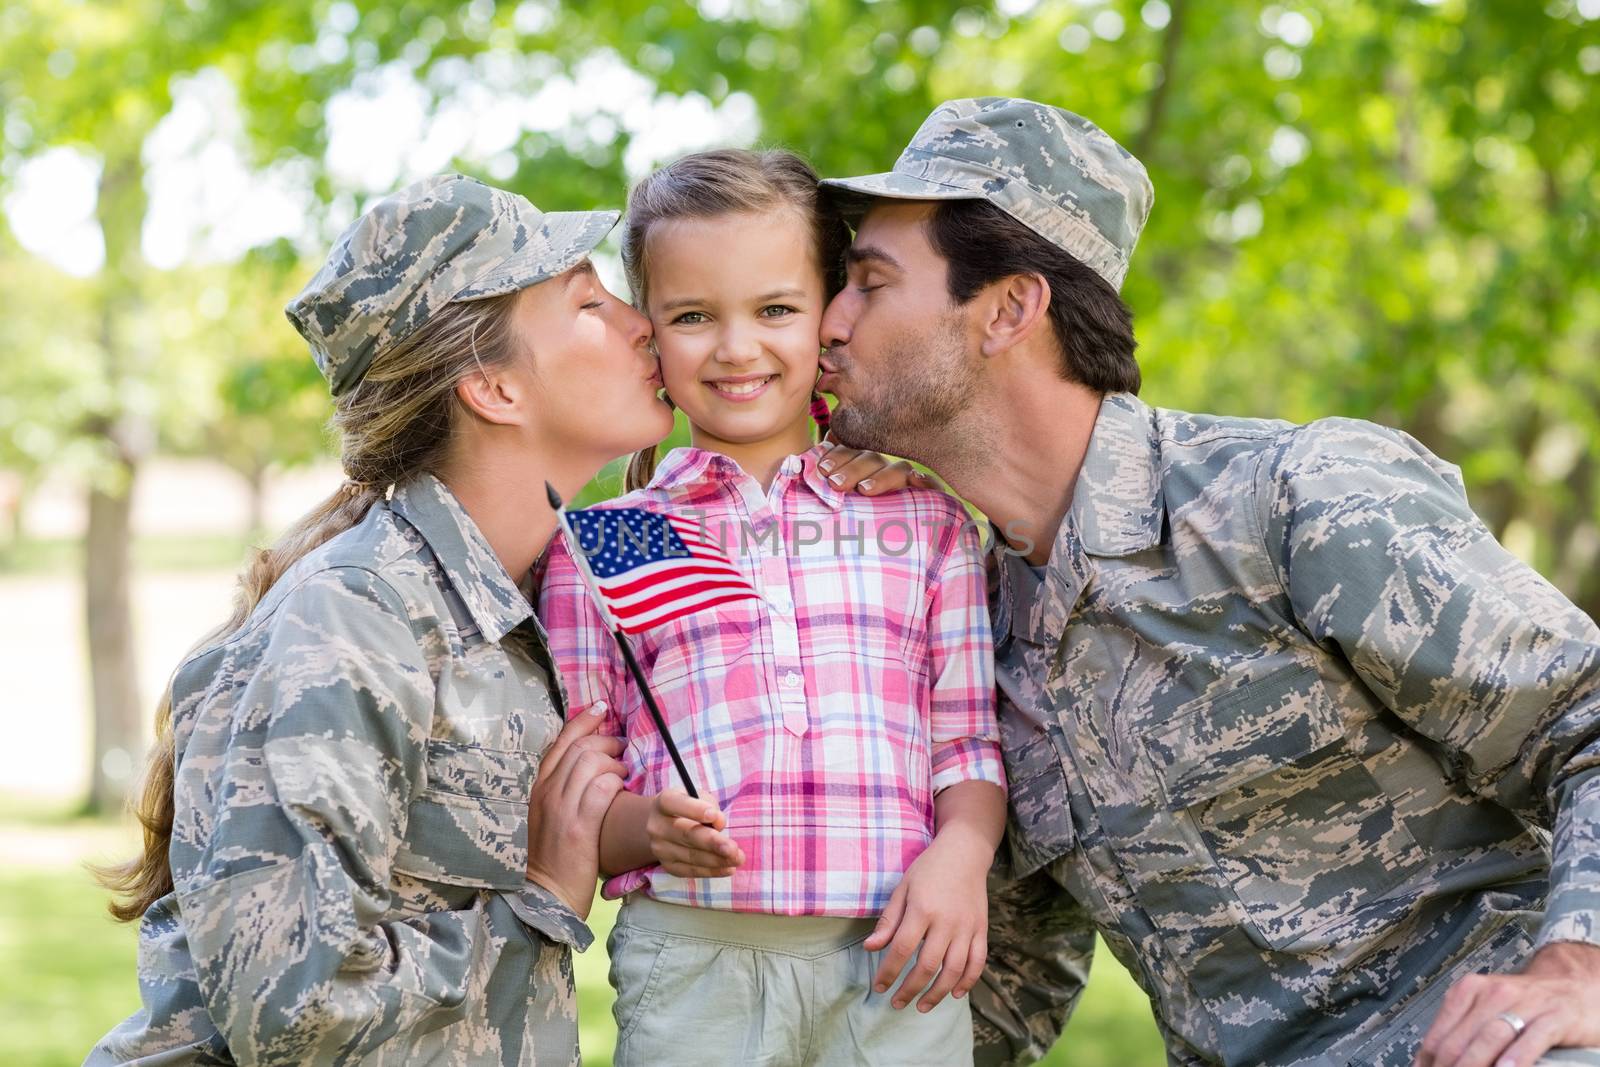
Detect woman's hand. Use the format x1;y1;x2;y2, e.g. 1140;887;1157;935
817;442;941;496
646;788;745;878
524;708;627;919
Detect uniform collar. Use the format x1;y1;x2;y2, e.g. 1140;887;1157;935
388;473;534;644
995;392;1164;649
1069;391;1166;557
647;443;844;510
995;517;1090;650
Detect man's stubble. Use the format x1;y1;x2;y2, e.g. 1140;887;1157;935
825;312;985;473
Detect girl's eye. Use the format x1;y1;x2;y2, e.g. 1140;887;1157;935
581;300;603;310
672;311;708;325
759;305;797;318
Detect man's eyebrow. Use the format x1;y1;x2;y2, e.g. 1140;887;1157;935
562;260;597;289
844;245;902;271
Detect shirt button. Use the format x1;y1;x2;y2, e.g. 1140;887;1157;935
768;594;793;614
783;671;803;689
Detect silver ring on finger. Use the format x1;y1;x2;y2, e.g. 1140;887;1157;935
1495;1011;1528;1037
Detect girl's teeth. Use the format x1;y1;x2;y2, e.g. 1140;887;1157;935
716;376;771;396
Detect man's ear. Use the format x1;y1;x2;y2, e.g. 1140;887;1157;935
455;362;526;427
978;272;1051;358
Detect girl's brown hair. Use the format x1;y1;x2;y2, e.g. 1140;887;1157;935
619;148;848;492
96;292;526;922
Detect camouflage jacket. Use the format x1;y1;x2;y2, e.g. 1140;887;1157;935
971;393;1600;1067
87;475;592;1067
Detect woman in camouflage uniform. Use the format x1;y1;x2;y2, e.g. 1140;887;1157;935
87;174;677;1066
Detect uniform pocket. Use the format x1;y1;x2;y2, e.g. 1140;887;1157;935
1145;661;1423;950
997;712;1076;876
392;739;533;889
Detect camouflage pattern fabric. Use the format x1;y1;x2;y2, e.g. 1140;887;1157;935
87;474;592;1066
285;174;619;396
820;97;1153;292
973;393;1600;1066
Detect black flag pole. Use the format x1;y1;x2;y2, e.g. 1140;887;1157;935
545;482;699;799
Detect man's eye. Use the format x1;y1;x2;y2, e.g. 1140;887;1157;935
672;311;707;325
581;300;603;310
856;283;883;296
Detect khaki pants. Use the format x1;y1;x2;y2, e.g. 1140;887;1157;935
608;895;975;1067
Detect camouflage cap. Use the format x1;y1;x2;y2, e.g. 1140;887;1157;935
286;174;619;396
820;97;1153;291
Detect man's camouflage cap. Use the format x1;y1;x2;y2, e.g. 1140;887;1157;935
286;174;619;396
821;97;1154;292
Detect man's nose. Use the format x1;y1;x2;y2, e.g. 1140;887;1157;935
820;290;852;350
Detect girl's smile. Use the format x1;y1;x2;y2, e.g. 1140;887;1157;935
705;372;779;401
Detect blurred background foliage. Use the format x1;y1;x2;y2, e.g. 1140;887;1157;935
3;0;1598;810
0;0;1596;1062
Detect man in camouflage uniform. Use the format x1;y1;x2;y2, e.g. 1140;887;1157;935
818;99;1600;1067
88;175;638;1065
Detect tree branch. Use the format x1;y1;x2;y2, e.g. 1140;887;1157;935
1133;0;1188;159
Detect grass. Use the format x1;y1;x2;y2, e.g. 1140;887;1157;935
0;813;1166;1067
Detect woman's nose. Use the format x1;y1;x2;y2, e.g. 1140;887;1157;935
619;301;653;348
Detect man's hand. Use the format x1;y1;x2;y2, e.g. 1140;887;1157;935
817;441;941;496
1415;941;1600;1067
864;828;993;1013
646;788;745;878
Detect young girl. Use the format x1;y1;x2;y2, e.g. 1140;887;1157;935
537;149;1006;1066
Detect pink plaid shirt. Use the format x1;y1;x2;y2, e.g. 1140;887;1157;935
537;443;1003;916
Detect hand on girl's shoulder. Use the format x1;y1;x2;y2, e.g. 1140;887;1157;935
816;442;945;497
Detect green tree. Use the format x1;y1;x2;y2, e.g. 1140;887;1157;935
153;244;332;535
534;0;1600;613
4;0;1597;812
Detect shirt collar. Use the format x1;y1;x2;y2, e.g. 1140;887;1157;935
1069;391;1166;557
993;392;1164;649
647;446;725;490
647;443;844;510
995;516;1090;650
388;473;534;644
796;443;846;510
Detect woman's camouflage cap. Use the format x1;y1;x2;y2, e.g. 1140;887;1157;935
821;97;1153;292
286;174;620;396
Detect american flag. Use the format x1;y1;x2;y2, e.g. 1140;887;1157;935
562;507;760;634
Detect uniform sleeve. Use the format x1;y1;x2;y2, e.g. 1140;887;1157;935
926;511;1006;793
971;854;1096;1067
536;535;627;737
175;566;583;1065
1260;418;1600;951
